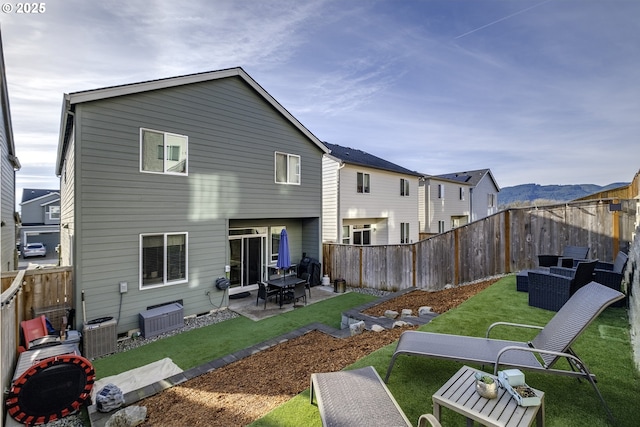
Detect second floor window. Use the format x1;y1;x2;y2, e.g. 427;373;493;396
357;172;370;193
459;187;465;201
488;193;496;207
275;152;300;184
141;128;188;175
47;205;60;220
438;184;444;199
400;179;409;196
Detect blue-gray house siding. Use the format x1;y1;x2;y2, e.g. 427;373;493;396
57;68;328;334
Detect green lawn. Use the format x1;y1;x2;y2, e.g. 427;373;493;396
250;276;640;427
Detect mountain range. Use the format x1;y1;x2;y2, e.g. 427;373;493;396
498;182;629;207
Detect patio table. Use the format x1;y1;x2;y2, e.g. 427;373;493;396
268;276;305;308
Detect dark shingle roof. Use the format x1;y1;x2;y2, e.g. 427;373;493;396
21;189;59;204
324;142;422;177
435;169;491;187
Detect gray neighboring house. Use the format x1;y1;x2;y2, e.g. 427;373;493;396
56;67;328;334
18;189;60;257
435;169;500;222
1;30;20;272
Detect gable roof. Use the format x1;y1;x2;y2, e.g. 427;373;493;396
21;189;60;204
435;169;500;191
56;67;329;175
324;142;422;177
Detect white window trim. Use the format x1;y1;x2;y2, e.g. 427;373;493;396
357;172;370;194
47;205;60;220
401;179;409;197
274;152;301;185
140;128;189;176
139;232;188;290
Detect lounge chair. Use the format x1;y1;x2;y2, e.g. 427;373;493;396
538;245;589;268
527;259;597;311
384;281;623;423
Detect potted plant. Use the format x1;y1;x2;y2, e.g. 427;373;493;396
474;373;498;399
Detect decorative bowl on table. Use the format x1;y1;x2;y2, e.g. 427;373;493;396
474;373;498;399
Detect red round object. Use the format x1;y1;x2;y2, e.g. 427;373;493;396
6;354;95;425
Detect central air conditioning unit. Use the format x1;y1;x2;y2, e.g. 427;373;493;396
139;302;183;339
82;317;117;360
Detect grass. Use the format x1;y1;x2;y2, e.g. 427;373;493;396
91;291;378;378
250;276;640;427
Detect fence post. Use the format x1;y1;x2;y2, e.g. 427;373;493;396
504;210;511;273
454;227;460;285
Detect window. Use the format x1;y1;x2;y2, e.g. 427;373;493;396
47;205;60;220
353;225;371;245
140;232;187;288
357;172;370;193
401;222;410;243
141;128;188;174
275;152;300;184
438;221;445;233
270;226;285;262
488;193;496;207
438;184;444;199
400;179;409;196
342;225;351;244
459;187;465;201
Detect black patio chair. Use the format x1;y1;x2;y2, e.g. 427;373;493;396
528;259;597;311
538;245;590;268
301;272;312;299
256;282;279;309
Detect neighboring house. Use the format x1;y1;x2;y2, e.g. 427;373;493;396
19;189;60;257
56;67;329;334
0;30;20;272
418;175;472;236
435;169;500;222
322;143;421;245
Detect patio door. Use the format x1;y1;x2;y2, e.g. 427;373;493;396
229;228;266;288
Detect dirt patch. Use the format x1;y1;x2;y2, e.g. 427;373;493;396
139;280;497;426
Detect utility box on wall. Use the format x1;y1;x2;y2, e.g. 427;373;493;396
139;303;184;339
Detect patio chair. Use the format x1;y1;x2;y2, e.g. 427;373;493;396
288;281;307;306
256;282;279;309
528;259;597;311
384;281;624;423
19;315;61;351
538;245;589;268
593;252;628;307
301;272;312;299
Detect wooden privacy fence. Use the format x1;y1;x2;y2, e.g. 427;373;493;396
1;266;73;423
323;199;637;292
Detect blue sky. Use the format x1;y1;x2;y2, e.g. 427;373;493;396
3;0;639;208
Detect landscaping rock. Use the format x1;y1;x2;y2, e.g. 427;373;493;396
105;405;147;427
392;320;409;328
349;320;366;336
96;383;125;413
384;310;399;319
418;306;432;316
400;309;413;318
371;324;386;332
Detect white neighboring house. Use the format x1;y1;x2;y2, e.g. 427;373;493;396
323;143;421;245
436;169;500;222
419;176;473;235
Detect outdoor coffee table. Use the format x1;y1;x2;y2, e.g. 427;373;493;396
432;366;544;427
